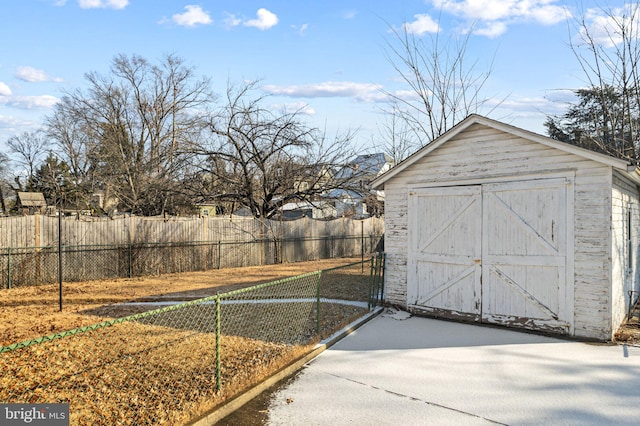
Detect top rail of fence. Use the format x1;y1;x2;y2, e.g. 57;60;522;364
0;214;385;249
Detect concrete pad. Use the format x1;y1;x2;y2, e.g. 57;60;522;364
267;311;640;425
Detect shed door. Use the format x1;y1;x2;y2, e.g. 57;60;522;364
481;179;570;333
408;186;482;321
409;178;572;334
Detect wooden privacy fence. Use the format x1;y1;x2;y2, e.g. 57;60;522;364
0;215;384;288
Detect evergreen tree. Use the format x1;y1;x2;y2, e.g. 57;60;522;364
545;85;640;162
30;153;76;208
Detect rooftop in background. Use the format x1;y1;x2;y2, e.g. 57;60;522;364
17;192;46;208
336;153;395;179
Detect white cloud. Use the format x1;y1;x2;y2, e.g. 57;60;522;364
487;91;572;118
0;116;42;149
0;115;35;128
5;95;60;110
244;8;279;30
263;81;384;103
78;0;128;9
393;89;428;101
431;0;570;37
474;21;508;38
223;13;242;29
495;96;553;111
0;82;12;96
15;66;63;83
0;115;17;127
271;102;316;116
342;10;358;20
291;23;309;36
528;4;570;25
403;14;441;35
0;115;36;146
224;8;279;31
435;0;513;22
167;5;212;27
579;6;640;48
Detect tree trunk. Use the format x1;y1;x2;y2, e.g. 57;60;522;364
0;185;6;214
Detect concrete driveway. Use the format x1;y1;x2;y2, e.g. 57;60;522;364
265;309;640;425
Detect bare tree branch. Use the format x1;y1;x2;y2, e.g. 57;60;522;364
187;80;357;218
6;131;48;183
382;21;494;150
562;3;640;161
46;53;215;215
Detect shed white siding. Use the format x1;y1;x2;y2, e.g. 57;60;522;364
380;120;630;340
611;172;640;333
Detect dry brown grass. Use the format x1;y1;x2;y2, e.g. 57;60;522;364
1;257;370;425
615;302;640;345
0;257;361;347
1;319;317;425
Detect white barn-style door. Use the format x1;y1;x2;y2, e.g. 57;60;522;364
408;186;483;322
408;178;573;334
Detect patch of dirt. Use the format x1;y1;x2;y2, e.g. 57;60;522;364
0;257;361;347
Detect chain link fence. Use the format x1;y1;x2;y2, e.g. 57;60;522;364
0;255;385;425
0;235;384;289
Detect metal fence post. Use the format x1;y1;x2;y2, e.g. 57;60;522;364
316;271;322;334
330;236;334;258
368;256;374;310
58;210;63;311
215;294;221;392
361;222;364;272
370;254;384;309
128;242;133;278
380;253;385;302
6;247;11;289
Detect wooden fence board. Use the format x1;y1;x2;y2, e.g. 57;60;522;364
1;215;384;249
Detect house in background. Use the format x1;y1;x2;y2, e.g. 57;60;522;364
372;114;640;342
221;155;394;219
195;200;226;217
328;153;395;218
196;202;217;217
292;163;335;196
16;192;47;215
280;200;337;219
91;190;119;215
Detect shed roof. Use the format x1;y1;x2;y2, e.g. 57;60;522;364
17;192;47;207
372;114;640;189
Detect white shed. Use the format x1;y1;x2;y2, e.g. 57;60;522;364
372;114;640;341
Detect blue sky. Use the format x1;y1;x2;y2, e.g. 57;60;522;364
0;0;626;157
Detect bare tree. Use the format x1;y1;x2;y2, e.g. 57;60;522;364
0;152;10;213
47;53;214;215
563;3;640;161
383;21;494;149
6;130;48;187
373;106;416;164
190;80;357;219
46;100;93;188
